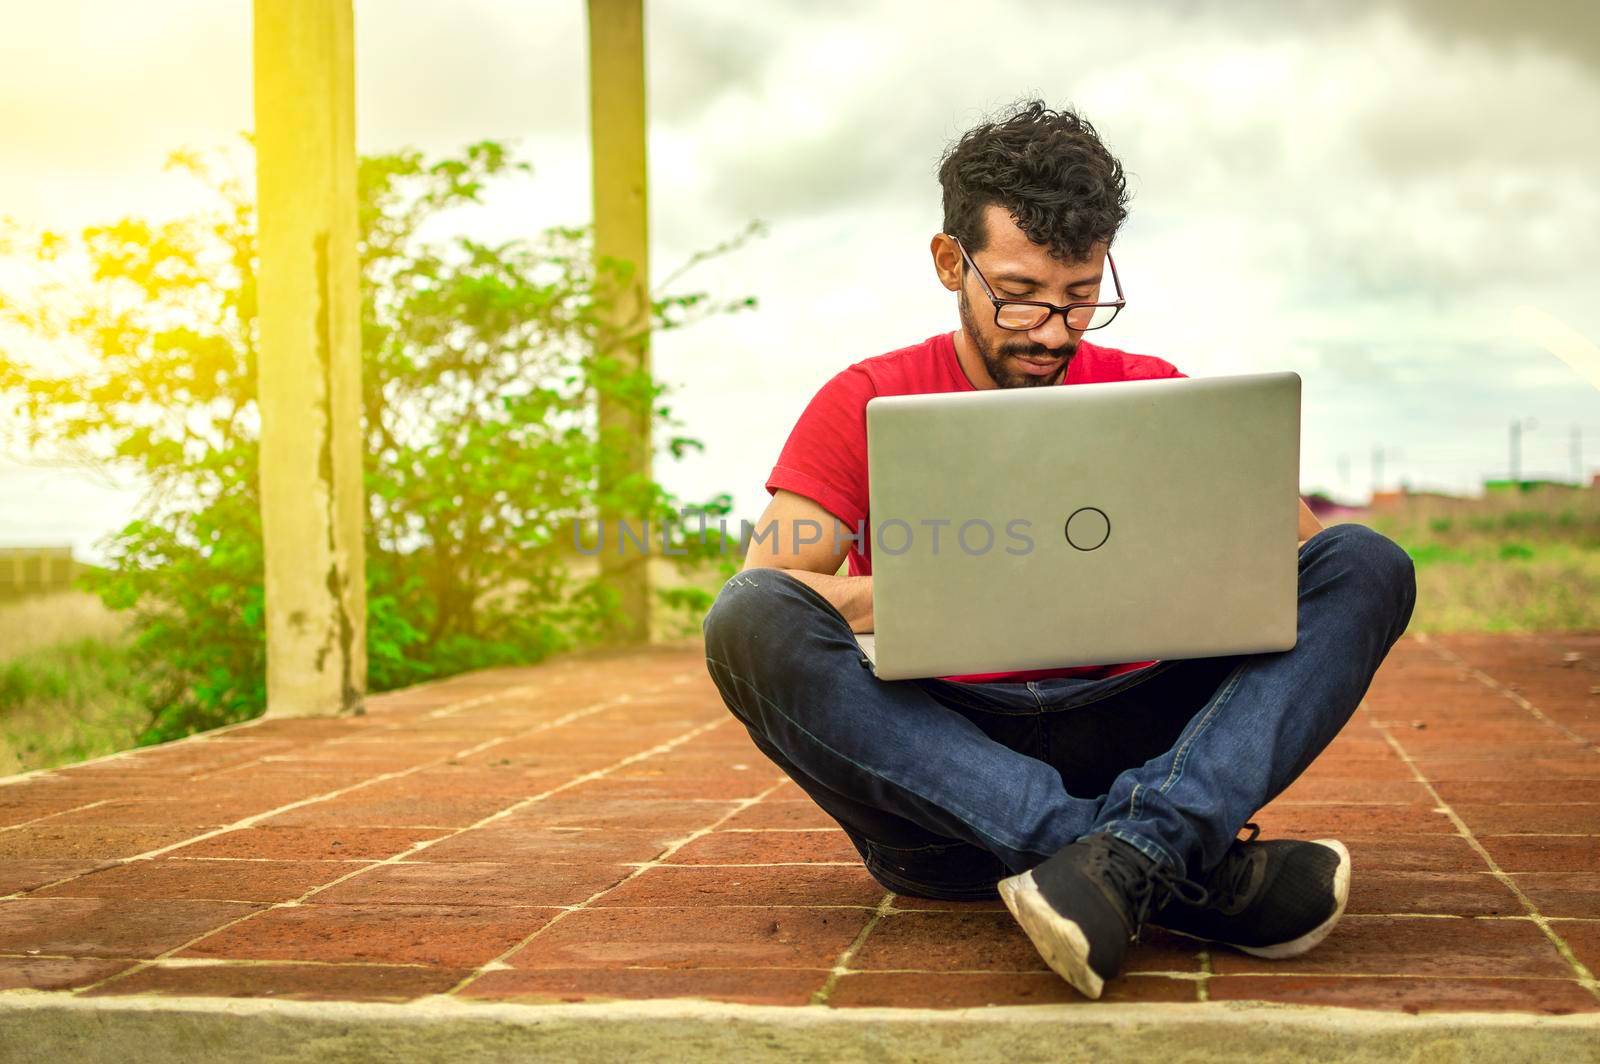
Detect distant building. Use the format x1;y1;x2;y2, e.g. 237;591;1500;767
1368;490;1408;508
1361;486;1470;510
0;546;80;597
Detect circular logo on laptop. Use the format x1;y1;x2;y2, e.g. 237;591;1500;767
1064;507;1111;551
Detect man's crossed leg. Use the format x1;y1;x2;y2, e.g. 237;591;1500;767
702;522;1417;998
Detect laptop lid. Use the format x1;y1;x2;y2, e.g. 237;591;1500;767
862;371;1300;680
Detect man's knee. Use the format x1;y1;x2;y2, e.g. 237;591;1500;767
701;568;836;664
1311;523;1417;625
703;569;781;656
702;569;849;734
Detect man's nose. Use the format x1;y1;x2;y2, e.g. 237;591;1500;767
1027;310;1073;350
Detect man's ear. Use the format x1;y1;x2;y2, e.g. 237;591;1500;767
930;233;962;293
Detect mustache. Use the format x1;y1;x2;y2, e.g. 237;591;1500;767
1000;341;1074;360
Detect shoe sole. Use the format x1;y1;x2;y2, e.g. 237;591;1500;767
1235;838;1351;960
997;870;1105;1000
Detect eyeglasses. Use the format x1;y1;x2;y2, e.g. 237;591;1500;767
953;236;1124;332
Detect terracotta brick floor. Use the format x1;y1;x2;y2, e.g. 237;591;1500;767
1;634;1596;1014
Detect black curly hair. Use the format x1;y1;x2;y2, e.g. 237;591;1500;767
938;100;1129;263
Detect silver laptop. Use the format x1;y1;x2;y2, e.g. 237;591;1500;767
856;371;1301;680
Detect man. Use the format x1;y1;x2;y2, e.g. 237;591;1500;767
700;100;1416;999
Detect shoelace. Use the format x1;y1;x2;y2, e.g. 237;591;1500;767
1091;835;1209;940
1203;822;1263;912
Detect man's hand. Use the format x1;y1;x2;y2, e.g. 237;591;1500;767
741;490;874;632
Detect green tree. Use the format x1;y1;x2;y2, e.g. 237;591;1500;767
0;141;754;742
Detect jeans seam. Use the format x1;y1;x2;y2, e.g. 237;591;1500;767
705;655;1038;861
1155;659;1251;797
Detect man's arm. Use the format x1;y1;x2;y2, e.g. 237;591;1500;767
1297;497;1324;545
741;489;874;633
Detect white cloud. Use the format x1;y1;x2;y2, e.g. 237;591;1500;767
3;0;1598;558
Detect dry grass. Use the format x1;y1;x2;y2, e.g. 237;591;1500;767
0;589;128;660
1350;485;1599;633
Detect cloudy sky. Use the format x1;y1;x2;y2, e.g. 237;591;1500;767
2;0;1597;561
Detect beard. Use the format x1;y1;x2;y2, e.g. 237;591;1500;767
957;286;1076;388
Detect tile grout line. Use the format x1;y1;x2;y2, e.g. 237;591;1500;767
67;677;699;994
1195;950;1212;1002
1370;716;1600;1001
3;683;549;839
808;892;896;1007
416;684;542;722
335;708;736;882
0;667;561;791
442;770;790;998
4;681;682;903
178;684;547;782
0;798;118;836
1414;633;1599;754
0;717;275;790
4;953;449;972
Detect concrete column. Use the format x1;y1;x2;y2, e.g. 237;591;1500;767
587;0;653;645
252;0;366;717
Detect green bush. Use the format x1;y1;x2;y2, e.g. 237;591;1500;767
0;141;755;744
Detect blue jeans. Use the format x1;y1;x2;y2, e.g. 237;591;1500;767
701;523;1417;900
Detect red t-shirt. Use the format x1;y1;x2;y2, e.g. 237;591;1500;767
765;331;1186;684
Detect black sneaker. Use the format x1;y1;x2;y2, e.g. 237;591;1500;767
1152;826;1350;959
997;833;1205;1000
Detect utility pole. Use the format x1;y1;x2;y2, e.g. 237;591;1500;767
587;0;652;645
1509;417;1538;491
1510;420;1521;487
1370;446;1403;503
